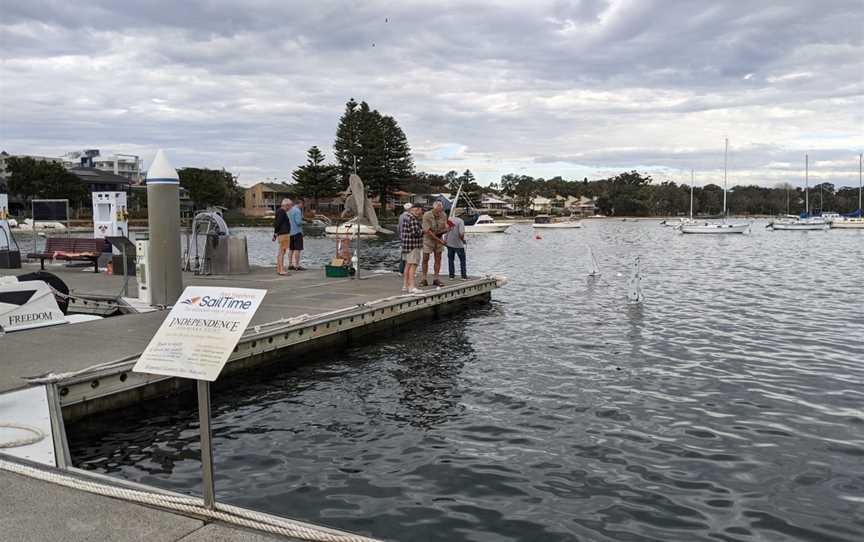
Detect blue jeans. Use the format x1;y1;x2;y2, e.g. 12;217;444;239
447;247;467;278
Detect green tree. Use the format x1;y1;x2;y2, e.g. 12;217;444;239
177;167;238;209
455;169;483;206
6;156;89;211
291;146;341;211
333;98;362;182
333;99;414;216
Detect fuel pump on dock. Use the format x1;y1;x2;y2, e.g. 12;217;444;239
92;191;132;274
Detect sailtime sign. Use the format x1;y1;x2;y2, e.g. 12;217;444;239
133;286;266;381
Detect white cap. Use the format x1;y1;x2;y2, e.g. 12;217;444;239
146;149;179;185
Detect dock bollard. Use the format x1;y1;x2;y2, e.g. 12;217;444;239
144;150;183;306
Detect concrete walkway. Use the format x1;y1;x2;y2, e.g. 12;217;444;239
0;469;298;541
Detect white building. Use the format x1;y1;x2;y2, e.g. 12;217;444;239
480;194;515;212
530;196;552;212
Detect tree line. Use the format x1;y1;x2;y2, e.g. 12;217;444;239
492;171;861;216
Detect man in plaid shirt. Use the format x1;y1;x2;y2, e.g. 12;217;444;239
401;204;425;293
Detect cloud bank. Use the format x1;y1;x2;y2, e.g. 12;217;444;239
1;0;862;188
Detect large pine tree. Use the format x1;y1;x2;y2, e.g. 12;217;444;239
291;146;341;211
333;98;362;182
333;98;414;216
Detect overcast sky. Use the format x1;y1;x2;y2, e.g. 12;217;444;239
1;0;862;188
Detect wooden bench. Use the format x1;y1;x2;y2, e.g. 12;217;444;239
27;237;108;273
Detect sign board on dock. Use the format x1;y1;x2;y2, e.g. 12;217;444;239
133;286;266;381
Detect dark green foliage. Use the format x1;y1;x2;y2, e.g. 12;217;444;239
333;98;414;216
178;167;240;210
291;146;341;210
6;156;89;209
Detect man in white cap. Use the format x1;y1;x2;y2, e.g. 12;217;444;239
397;202;413;274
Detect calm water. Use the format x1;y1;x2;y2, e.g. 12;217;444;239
69;221;864;542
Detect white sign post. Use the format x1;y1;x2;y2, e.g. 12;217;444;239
133;286;266;508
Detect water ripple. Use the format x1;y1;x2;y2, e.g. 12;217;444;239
69;222;864;541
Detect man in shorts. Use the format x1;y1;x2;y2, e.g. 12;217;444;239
397;202;413;274
401;204;424;293
287;198;305;270
420;200;448;287
271;198;292;275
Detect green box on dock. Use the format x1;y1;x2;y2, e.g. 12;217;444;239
325;264;351;278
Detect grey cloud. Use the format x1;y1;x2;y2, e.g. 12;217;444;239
1;0;861;188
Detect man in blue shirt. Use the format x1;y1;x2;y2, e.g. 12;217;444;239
287;198;305;270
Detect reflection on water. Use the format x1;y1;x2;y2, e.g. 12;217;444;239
69;221;864;542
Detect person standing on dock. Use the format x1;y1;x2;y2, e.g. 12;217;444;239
420;200;448;287
287;198;305;270
446;214;467;280
402;204;424;293
272;198;293;275
397;202;413;274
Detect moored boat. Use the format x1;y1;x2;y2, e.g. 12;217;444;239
680;222;750;234
324;217;379;237
533;214;582;229
465;214;511;233
679;144;749;234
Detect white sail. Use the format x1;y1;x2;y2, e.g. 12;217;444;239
587;247;601;277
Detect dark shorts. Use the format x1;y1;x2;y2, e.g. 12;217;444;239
289;233;303;251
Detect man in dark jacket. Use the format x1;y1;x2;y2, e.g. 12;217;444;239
271;198;292;275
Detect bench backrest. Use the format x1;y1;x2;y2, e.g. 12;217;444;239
44;237;107;253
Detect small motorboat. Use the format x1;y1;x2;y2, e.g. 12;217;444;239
11;218;67;231
0;273;101;333
465;214;511;233
660;218;698;228
831;217;864;229
767;216;829;231
533;214;583;229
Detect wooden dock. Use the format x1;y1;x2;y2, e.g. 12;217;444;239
0;262;501;541
1;263;499;422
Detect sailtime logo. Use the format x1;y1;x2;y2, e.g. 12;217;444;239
179;294;254;310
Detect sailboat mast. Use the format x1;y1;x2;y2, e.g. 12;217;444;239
858;153;864;213
690;169;694;219
450;181;464;220
723;138;728;216
805;154;809;215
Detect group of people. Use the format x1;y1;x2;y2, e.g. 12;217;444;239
398;200;467;293
272;196;469;290
272;198;305;275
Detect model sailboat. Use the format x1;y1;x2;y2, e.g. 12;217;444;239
680;139;750;234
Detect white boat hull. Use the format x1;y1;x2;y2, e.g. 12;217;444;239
12;219;67;231
325;223;378;236
680;222;749;234
465;223;511;233
770;222;829;231
830;220;864;229
533;222;582;229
